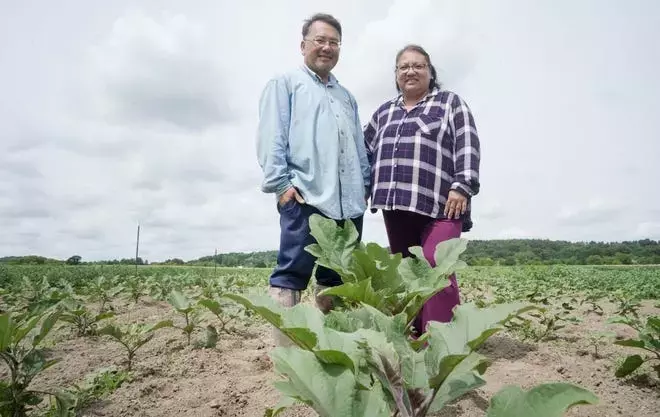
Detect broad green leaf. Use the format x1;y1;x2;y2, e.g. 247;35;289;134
428;352;488;412
354;333;414;416
13;314;41;347
223;294;283;328
406;238;469;278
486;383;599;417
313;349;355;370
425;302;537;362
96;311;115;321
198;298;222;315
647;316;660;334
98;324;123;340
324;310;364;333
226;294;364;371
270;347;391;417
613;339;646;349
606;315;637;327
168;290;193;312
51;390;76;417
320;279;386;311
33;310;61;347
305;214;361;280
400;292;432;326
0;314;12;350
328;306;426;388
205;325;218;348
615;355;644;377
427;354;469;389
146;320;174;333
346;244;405;293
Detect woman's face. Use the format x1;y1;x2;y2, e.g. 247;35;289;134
396;50;431;96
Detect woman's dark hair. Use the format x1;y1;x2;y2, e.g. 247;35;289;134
394;44;441;92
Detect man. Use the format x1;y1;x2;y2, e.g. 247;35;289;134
256;13;370;344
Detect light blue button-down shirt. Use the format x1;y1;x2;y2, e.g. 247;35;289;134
256;65;370;220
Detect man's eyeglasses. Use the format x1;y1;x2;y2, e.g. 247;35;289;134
396;63;428;73
305;37;341;49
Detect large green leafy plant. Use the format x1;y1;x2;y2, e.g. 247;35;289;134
0;310;73;416
226;214;599;417
607;315;660;378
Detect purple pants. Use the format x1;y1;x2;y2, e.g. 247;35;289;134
383;210;463;335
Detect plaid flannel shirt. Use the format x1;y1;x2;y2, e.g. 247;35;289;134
364;87;481;231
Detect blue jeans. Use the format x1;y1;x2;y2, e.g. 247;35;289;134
269;199;364;291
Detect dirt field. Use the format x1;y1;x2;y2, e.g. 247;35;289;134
22;295;659;417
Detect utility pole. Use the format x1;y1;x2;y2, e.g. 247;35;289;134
135;223;140;275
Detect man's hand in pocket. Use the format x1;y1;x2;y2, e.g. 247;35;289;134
279;187;305;206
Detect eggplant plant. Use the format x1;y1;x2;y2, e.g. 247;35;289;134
608;315;660;378
167;290;200;346
98;320;172;371
59;300;115;337
0;309;73;416
225;214;599;417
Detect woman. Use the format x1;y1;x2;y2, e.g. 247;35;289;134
364;44;481;335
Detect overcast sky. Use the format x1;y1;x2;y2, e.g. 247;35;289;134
1;0;659;262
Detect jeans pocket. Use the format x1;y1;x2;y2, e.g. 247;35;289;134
277;198;297;213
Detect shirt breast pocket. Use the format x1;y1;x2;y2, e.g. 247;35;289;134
414;105;447;141
339;97;356;124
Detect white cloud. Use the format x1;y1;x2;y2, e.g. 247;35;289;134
557;199;624;226
85;10;233;131
634;222;660;240
1;0;659;261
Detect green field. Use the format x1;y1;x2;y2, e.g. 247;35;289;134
1;233;659;417
2;262;658;302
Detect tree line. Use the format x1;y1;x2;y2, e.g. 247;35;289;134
3;239;659;267
189;239;660;267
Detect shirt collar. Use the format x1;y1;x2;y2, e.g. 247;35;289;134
300;64;338;87
393;86;440;105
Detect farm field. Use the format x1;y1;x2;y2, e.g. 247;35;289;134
1;241;659;416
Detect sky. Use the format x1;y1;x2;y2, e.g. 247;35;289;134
1;0;659;262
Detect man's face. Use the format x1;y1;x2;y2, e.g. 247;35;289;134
301;21;341;77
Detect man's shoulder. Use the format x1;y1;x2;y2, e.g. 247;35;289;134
264;68;297;86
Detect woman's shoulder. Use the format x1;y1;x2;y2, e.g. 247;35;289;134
432;87;471;108
371;96;399;115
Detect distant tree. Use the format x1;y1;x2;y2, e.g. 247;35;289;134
586;255;603;265
66;255;82;265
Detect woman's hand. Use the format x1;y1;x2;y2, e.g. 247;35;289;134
444;190;467;219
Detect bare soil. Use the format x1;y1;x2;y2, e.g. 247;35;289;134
25;297;660;417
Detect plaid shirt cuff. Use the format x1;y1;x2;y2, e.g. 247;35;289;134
451;182;474;197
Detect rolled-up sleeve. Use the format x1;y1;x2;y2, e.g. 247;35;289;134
449;94;481;197
256;77;292;197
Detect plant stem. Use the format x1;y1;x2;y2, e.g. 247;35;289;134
416;387;440;417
